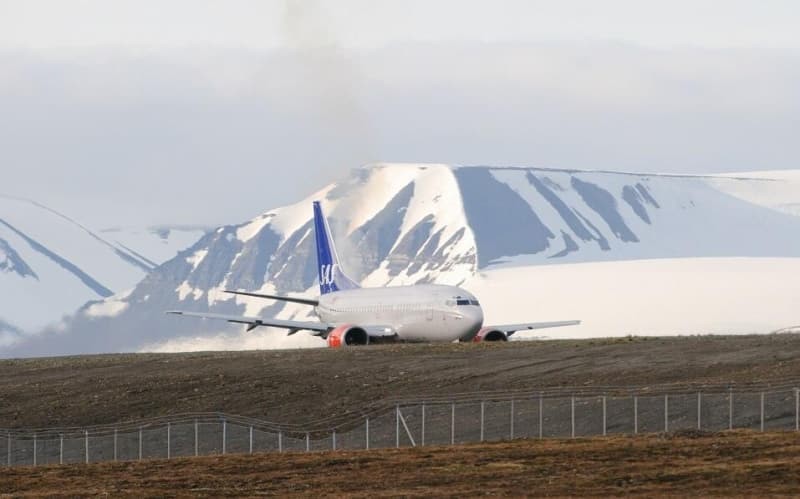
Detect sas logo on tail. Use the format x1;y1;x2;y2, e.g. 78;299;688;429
320;264;338;286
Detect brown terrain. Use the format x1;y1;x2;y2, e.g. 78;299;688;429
1;334;800;429
2;430;800;497
3;334;800;496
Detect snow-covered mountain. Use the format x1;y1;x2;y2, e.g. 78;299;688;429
6;164;800;356
0;194;208;344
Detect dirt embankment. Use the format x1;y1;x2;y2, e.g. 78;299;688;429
2;431;799;497
1;334;800;429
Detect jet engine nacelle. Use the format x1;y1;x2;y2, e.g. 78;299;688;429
327;324;369;348
472;327;508;342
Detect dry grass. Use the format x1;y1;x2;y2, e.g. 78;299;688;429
2;430;799;497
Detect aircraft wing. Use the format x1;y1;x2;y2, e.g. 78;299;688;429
487;320;581;336
166;311;331;334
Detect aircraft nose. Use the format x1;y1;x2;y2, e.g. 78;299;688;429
467;305;484;329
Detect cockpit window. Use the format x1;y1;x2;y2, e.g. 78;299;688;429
455;299;480;306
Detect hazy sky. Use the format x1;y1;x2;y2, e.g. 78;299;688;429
1;0;799;227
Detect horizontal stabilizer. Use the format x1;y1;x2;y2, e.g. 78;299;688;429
224;290;318;306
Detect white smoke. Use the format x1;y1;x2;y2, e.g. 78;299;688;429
279;0;377;180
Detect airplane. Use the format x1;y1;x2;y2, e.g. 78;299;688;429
168;201;580;347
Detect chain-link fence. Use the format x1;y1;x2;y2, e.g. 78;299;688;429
3;383;799;467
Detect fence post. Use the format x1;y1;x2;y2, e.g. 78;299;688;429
7;433;10;466
760;392;765;432
365;418;369;450
421;403;426;447
602;396;607;436
570;396;575;439
278;431;283;453
222;419;227;455
138;427;142;461
395;405;400;448
539;393;543;439
729;388;734;430
167;423;171;459
795;388;799;432
249;426;254;454
510;399;515;440
85;430;89;464
450;403;455;445
634;395;638;434
59;434;63;465
697;393;702;430
332;429;336;451
33;434;36;467
664;395;669;433
305;432;310;452
194;419;199;457
397;409;417;448
114;429;118;461
480;401;485;442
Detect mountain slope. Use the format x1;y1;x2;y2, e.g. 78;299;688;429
0;194;207;340
6;164;800;356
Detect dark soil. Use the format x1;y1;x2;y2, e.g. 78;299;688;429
1;334;799;429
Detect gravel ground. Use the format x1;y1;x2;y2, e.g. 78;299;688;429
1;334;799;429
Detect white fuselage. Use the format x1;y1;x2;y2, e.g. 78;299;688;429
315;284;484;342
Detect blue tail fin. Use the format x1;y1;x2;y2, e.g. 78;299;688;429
313;201;360;295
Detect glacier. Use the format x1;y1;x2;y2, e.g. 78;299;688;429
4;164;800;357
